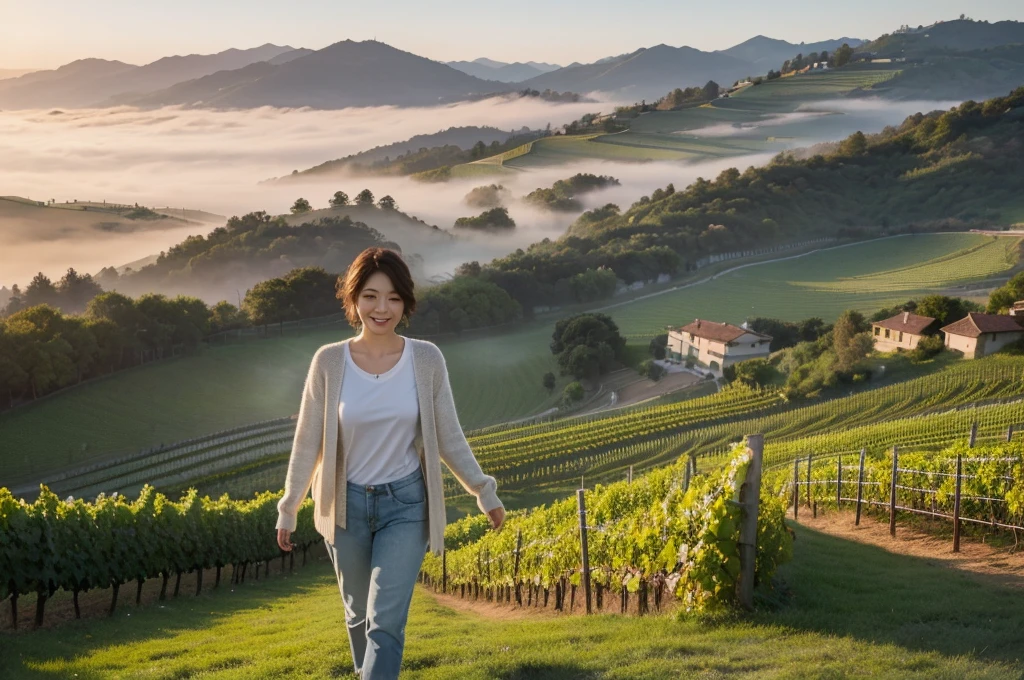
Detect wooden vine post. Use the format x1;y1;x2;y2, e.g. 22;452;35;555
953;453;963;553
889;445;899;537
836;456;843;508
738;433;764;612
792;457;800;519
806;453;813;508
855;448;866;526
577;488;592;614
513;528;523;606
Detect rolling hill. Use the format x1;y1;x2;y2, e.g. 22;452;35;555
862;18;1024;57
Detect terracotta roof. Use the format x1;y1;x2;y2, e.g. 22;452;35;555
873;311;936;335
940;312;1024;338
676;319;771;343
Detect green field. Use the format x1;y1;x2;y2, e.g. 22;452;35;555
0;232;1016;489
0;327;566;488
471;65;904;170
2;522;1020;679
602;233;1019;336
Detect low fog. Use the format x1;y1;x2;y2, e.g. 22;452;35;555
0;95;965;299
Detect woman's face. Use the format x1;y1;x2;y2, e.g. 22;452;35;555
355;270;405;335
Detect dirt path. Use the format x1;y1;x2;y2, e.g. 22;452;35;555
794;510;1024;590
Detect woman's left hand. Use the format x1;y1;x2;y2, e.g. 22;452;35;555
487;506;505;531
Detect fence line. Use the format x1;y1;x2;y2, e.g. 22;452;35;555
773;422;1023;553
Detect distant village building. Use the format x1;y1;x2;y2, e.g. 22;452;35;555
871;311;937;352
940;312;1024;359
1010;301;1024;317
667;319;772;375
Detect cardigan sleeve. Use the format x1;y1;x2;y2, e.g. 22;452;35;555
276;348;327;532
432;348;503;515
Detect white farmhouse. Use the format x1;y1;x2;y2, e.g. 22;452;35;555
667;319;772;375
940;312;1024;359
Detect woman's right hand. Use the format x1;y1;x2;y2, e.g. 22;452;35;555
277;528;294;552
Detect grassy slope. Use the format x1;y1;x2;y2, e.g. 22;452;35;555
491;65;902;169
2;523;1020;679
0;232;1016;487
602;233;1017;336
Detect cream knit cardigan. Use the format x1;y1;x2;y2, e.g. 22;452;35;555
275;336;503;555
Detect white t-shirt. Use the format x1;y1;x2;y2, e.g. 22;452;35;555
339;338;422;485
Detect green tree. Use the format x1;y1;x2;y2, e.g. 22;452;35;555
23;273;60;309
916;294;980;326
649;333;668;360
833;43;854;67
329;191;349;208
832;310;871;372
377;195;397;211
838;131;868;156
56;267;103;315
701;80;720;100
242;278;298;332
987;272;1024;313
290;198;312;214
355;189;375;206
542;372;556;392
562;381;584;403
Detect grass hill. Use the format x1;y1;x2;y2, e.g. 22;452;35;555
0;44;300;109
565;86;1024;252
0;195;200;242
453;64;903;173
93;206;450;304
857;44;1024;101
275;126;539;181
116;40;513;109
862;18;1024;57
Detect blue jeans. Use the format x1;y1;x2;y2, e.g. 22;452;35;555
325;465;429;680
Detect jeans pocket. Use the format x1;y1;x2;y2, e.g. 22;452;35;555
390;479;426;506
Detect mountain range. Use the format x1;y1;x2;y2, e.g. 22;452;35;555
0;44;306;109
718;35;865;70
446;58;563;82
2;21;1020;111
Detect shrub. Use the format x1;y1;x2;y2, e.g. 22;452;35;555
911;334;946;361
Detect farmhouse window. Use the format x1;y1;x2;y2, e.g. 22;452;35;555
884;329;890;339
874;327;880;336
899;331;903;342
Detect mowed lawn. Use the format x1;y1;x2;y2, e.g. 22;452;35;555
2;523;1021;679
0;232;1015;487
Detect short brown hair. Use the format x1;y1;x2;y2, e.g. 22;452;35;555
336;247;417;330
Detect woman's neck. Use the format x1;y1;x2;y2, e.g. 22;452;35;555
352;330;404;358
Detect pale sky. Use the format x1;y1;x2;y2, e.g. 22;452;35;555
3;1;1023;70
